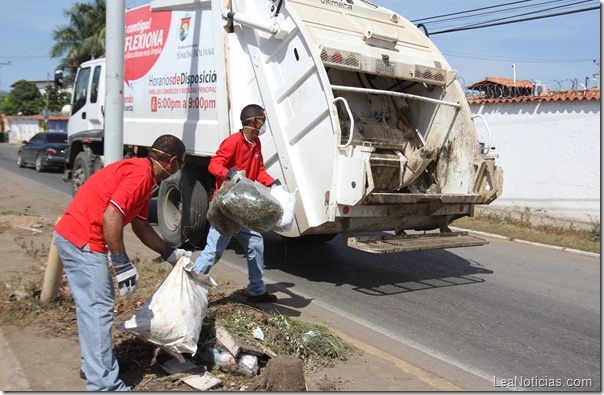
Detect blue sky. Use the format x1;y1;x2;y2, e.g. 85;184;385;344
0;0;600;92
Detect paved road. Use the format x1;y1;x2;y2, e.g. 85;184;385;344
0;142;599;391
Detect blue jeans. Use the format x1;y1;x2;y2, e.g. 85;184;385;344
193;226;268;295
54;232;128;391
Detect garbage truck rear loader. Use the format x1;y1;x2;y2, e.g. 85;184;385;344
62;0;503;252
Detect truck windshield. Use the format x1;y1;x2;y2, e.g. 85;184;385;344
72;67;91;115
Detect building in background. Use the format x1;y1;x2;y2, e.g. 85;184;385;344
467;78;600;224
1;114;68;143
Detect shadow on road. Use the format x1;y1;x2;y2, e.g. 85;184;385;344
262;232;493;297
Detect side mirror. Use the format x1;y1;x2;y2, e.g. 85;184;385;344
54;69;64;88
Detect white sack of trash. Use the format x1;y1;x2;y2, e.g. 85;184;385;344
117;256;217;362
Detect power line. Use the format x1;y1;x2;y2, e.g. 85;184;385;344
411;0;533;23
418;0;584;30
448;0;595;31
443;51;597;63
430;6;599;35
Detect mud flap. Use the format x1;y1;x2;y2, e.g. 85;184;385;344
347;231;488;253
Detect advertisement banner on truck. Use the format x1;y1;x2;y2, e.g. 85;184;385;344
123;6;217;121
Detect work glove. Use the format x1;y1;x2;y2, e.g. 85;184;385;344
112;252;139;296
226;167;246;184
161;245;192;266
270;179;282;188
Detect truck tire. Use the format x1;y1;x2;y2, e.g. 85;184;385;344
72;151;91;196
158;167;209;249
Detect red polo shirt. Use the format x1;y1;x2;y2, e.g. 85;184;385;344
209;130;275;197
55;157;158;253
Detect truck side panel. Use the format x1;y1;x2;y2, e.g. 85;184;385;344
123;5;226;156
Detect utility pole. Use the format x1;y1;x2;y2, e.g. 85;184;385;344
104;0;125;165
43;72;51;131
0;61;11;91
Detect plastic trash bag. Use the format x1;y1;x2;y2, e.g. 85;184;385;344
237;354;259;376
215;178;283;233
117;256;217;362
269;185;297;232
207;201;240;237
216;350;238;373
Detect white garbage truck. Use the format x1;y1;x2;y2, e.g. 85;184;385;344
60;0;503;252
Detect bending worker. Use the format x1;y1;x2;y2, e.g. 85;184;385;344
54;134;191;391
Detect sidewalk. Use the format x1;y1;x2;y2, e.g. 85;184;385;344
0;331;30;391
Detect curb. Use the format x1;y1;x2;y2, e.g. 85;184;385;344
450;226;600;258
0;330;31;391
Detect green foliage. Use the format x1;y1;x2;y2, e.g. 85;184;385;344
454;210;600;254
44;84;71;113
51;0;106;67
0;80;43;115
588;217;600;241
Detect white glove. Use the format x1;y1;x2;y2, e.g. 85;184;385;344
162;246;192;266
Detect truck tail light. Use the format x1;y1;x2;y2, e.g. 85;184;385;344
320;47;360;70
45;148;57;155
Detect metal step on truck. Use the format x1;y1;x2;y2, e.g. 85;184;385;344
60;0;503;253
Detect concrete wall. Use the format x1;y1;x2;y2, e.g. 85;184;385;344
7;118;40;144
470;100;600;224
5;117;68;143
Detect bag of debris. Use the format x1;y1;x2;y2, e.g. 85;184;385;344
207;201;240;237
215;178;283;233
117;256;217;363
215;349;238;373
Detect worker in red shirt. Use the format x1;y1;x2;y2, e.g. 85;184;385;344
193;104;280;303
54;134;191;391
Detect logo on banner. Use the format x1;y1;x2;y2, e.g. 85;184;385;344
179;15;191;41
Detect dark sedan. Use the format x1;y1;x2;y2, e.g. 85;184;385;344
17;132;69;172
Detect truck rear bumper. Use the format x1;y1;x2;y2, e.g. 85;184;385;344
347;231;488;254
365;193;484;205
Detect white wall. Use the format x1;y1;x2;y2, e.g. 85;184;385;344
470;100;600;224
7;119;40;144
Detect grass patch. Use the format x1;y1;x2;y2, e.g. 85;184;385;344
453;209;600;254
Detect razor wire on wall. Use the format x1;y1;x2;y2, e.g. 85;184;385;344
463;77;600;100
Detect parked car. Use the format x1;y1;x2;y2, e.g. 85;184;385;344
17;132;68;172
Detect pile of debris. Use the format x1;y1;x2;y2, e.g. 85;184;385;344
156;322;306;391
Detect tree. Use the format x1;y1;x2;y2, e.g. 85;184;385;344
43;84;72;113
50;0;106;68
0;80;43;115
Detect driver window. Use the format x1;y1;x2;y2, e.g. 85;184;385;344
90;66;101;103
72;67;91;115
